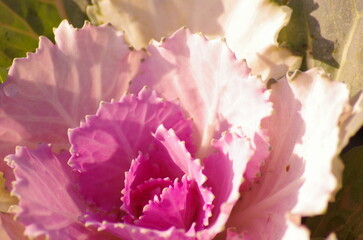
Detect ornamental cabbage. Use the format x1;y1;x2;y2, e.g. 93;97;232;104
0;21;360;240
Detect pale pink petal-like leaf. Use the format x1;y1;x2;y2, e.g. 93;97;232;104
240;132;270;191
280;217;309;240
202;132;254;238
225;217;309;240
151;127;216;229
130;29;271;158
226;228;250;240
287;69;349;214
5;144;94;239
331;90;363;196
84;215;196;240
0;20;144;186
220;0;301;80
135;177;212;232
338;90;363;151
69;88;193;212
87;0;301;80
226;69;349;239
154;125;206;185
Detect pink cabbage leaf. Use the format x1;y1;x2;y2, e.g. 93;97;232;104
5;144;116;240
225;69;349;239
0;21;145;188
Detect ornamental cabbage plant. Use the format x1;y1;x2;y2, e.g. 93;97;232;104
0;21;360;240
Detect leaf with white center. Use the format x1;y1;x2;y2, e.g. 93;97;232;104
87;0;301;80
130;28;271;157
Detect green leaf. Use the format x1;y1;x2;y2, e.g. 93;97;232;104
0;1;39;68
62;0;89;27
0;67;7;83
278;0;363;96
305;146;363;239
0;0;87;72
71;0;91;12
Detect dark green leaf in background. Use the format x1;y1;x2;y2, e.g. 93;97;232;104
72;0;90;12
0;66;7;83
62;0;90;26
0;0;38;68
305;146;363;240
276;0;363;96
0;0;87;80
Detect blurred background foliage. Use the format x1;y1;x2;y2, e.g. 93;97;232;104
306;146;363;240
0;0;87;82
274;0;363;97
